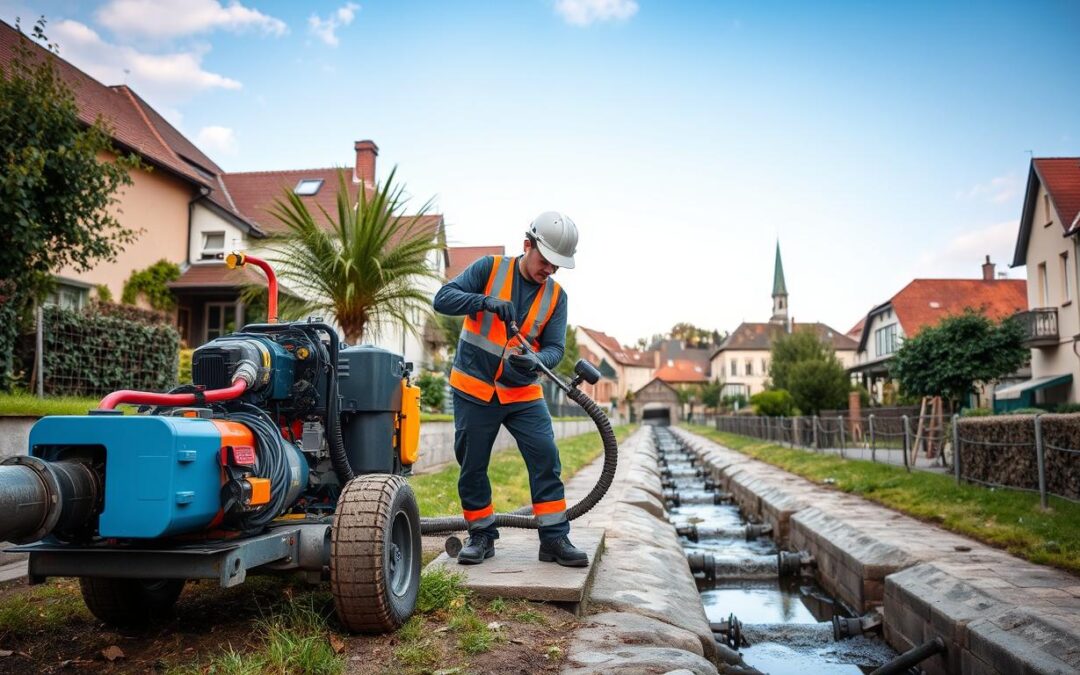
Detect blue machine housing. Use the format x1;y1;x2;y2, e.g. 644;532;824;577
32;416;232;538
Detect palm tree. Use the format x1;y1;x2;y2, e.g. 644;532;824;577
263;168;443;344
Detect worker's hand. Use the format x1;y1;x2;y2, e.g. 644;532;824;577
508;350;540;374
482;296;515;325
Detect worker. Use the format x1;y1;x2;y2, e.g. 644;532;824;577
432;212;587;567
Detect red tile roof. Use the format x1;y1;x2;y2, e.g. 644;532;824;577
846;317;866;339
578;326;656;367
654;359;709;384
1036;158;1080;235
168;263;269;289
446;246;505;280
890;279;1028;336
855;278;1028;353
1013;158;1080;266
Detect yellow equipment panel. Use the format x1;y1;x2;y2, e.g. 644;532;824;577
399;381;422;466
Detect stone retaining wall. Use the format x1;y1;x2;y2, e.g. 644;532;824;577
672;426;1080;675
958;414;1080;500
564;427;719;674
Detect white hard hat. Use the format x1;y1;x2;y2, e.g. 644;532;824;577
527;211;578;269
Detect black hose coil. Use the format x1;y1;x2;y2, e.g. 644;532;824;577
419;386;618;534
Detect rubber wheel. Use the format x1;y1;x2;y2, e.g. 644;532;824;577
79;577;185;626
331;474;421;633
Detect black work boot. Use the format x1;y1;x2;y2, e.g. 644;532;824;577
457;533;495;565
539;535;589;567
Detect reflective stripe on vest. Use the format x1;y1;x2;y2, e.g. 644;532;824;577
451;255;560;405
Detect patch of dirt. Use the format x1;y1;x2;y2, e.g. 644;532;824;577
348;601;577;675
0;575;579;674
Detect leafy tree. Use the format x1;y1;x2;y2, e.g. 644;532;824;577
769;330;830;390
722;393;748;410
750;389;795;417
890;310;1028;410
0;19;140;385
670;322;719;347
787;358;848;415
555;324;580;380
701;380;722;410
264;168;442;344
121;260;180;310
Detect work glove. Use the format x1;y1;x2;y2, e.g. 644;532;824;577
482;296;515;325
508;350;540;374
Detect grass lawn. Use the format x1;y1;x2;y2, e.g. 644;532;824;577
412;425;634;517
686;424;1080;575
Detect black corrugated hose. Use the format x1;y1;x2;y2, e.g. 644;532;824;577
418;385;618;534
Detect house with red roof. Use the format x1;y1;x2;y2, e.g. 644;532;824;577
848;257;1028;405
3;22;449;366
1008;157;1080;408
575;326;658;407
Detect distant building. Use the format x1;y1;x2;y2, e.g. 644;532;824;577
1007;157;1080;408
576;327;658;408
848;259;1027;406
709;242;856;399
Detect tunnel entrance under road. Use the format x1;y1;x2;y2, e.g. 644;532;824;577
633;377;680;426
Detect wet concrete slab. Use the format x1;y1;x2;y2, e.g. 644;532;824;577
427;527;604;607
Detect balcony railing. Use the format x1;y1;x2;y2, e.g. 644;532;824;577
1014;308;1058;347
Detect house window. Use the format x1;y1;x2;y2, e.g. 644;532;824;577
745;360;753;376
1038;262;1049;307
730;359;737;376
201;231;226;260
762;358;768;374
1062;252;1072;304
875;323;898;357
1045;194;1054;226
45;282;89;311
205;302;237;342
294;179;324;196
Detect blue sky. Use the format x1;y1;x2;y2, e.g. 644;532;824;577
3;0;1079;345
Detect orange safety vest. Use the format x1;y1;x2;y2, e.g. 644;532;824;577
449;255;562;404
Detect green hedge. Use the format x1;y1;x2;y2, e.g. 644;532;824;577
42;305;179;397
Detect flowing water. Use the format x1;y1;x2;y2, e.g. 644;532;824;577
656;427;900;675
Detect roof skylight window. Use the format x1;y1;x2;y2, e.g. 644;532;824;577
294;179;324;196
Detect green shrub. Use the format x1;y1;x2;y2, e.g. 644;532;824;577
121;260;180;310
178;348;193;384
1053;403;1080;414
416;371;446;412
750;389;795;417
41;305;179;397
1006;407;1047;415
961;407;993;417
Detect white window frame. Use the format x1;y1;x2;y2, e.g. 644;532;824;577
201;231;226;260
1038;262;1049;307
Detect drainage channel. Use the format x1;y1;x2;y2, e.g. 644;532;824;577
654;426;904;675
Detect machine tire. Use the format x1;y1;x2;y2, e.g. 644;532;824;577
331;474;421;633
79;577;185;626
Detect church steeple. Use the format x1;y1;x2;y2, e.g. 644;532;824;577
770;241;788;325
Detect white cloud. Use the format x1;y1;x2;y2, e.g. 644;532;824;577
308;2;360;47
554;0;638;26
48;19;240;122
959;173;1021;205
915;221;1020;277
196;125;238;156
96;0;286;39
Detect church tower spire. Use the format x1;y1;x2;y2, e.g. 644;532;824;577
770;241;788;326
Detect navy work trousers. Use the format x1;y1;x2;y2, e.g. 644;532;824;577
453;392;569;542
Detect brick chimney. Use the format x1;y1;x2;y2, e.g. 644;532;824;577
982;255;995;281
354;140;378;187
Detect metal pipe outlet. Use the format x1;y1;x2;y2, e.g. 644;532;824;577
687;550;811;581
869;637;945;675
678;523;772;542
0;457;99;543
664;488;732;507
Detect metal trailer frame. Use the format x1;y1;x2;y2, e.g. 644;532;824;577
8;521;332;588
